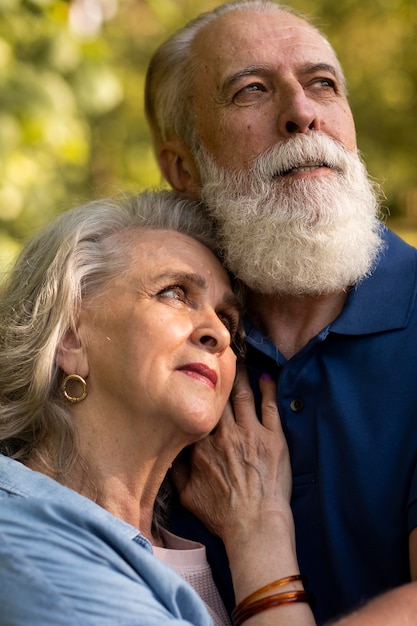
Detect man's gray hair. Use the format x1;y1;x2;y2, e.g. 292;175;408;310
144;0;328;155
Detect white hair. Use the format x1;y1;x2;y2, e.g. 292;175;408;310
195;133;385;296
144;1;344;154
0;190;216;474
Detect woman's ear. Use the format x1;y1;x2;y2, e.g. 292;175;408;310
158;139;201;199
56;327;89;379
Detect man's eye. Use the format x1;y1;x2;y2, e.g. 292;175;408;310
314;78;336;89
233;82;266;104
244;83;263;92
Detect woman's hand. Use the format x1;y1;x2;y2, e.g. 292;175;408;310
172;366;292;542
173;367;316;626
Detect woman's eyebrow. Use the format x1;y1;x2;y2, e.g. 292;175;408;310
155;271;206;289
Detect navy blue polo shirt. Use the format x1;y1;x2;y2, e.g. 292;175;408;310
168;226;417;625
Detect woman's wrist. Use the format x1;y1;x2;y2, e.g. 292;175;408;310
223;510;302;605
231;576;314;626
221;505;296;556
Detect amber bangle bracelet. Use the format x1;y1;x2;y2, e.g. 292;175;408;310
232;589;314;626
233;574;307;616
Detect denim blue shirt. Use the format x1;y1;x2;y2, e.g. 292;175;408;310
0;454;213;626
169;226;417;625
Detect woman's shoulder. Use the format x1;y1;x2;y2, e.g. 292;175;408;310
0;454;213;626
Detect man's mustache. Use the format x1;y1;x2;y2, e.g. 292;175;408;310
252;133;352;180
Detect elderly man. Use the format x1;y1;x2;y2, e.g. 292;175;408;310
145;1;417;624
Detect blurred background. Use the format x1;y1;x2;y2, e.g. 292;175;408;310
1;0;417;271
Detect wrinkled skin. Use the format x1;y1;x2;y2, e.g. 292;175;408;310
173;367;291;544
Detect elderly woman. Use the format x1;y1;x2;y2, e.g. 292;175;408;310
0;190;314;626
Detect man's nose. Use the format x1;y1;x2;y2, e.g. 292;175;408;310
277;84;319;137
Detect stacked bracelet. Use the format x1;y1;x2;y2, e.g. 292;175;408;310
232;575;314;626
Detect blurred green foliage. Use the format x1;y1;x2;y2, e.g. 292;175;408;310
1;0;417;270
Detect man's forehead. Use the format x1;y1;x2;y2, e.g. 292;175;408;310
192;9;338;88
193;9;325;53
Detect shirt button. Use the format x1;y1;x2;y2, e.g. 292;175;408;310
290;398;304;412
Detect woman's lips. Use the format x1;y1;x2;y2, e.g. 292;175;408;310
177;363;218;389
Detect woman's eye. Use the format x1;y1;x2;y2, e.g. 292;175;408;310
218;313;239;339
218;313;245;358
158;285;186;301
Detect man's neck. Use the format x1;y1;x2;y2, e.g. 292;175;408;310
246;289;349;360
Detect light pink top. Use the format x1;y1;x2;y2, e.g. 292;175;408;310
153;529;231;626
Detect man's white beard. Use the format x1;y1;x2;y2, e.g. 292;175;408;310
195;133;385;296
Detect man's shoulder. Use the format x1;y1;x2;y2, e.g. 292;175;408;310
381;225;417;264
337;226;417;333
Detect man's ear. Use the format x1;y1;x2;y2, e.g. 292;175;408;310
56;327;89;379
158;139;201;199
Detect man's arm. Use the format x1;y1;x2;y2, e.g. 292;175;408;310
329;528;417;625
331;582;417;626
409;526;417;580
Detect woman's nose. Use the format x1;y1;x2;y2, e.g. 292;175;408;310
191;310;231;353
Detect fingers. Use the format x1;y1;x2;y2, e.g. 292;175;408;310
230;365;257;427
258;373;282;433
218;398;236;429
231;366;281;432
176;368;291;537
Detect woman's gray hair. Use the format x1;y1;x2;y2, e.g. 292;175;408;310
145;1;325;154
0;190;217;476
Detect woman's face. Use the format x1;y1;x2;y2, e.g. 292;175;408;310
71;229;239;445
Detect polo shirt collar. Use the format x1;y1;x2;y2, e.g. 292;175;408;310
331;226;417;335
245;226;417;344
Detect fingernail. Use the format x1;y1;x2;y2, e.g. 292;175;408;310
261;373;272;380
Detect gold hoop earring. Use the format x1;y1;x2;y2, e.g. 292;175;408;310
61;374;88;403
